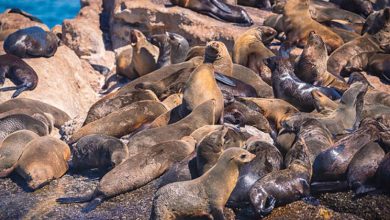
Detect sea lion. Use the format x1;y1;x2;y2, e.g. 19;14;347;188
83;89;159;125
268;57;341;112
233;26;277;85
237;97;299;131
347;142;385;194
327;8;390;76
343;52;390;82
311;90;338;113
70;134;128;172
7;8;43;23
58;137;196;212
312;119;385;182
0;98;70;128
0;130;39;177
69;100;168;144
204;41;233;76
126;99;216;157
169;0;254;26
151;148;255;219
119;29;159;79
150;33;172;68
150;32;190;66
249;138;311;216
0;114;50;141
0;54;38;98
228;140;283;207
4;26;58;58
224;100;272;133
185;45;206;61
376;152;390;191
237;0;272;9
334;0;374;17
295;31;349;92
283;0;344;52
9;136;70;190
115;45;133;79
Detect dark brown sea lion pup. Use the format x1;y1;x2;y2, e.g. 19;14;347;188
228;140;283;207
283;0;344;52
249;138;312;216
312;119;385;182
0;98;70;128
0;114;50;141
3;136;70;190
296;32;348;92
169;0;254;26
344;52;390;82
83;89;159;125
327;7;390;76
0;130;39;177
151;148;255;220
4;26;58;58
268;57;341;112
58;137;196;212
69;100;168;144
70;134;128;172
0;54;38;98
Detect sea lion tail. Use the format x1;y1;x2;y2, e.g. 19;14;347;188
81;197;104;213
310;181;348;192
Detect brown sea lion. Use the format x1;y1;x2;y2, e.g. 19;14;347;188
0;114;50;141
344;52;390;82
0;98;70;128
233;26;277;85
204;41;233;76
268;57;341;112
295;31;349;92
68;100;168;144
151;148;255;219
0;130;39;177
283;0;344;52
328;8;390;76
232;64;274;97
249;138;311;216
333;0;373;17
8;136;70;190
4;26;58;58
169;0;254;26
312;119;385;182
311;90;338;113
185;45;205;61
228;140;283;208
0;54;38;98
70;134;128;172
58;137;196;212
115;45;133;79
83;89;159;125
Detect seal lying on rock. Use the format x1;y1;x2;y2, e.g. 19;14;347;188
169;0;254;26
151;148;255;220
4;26;59;58
70;134;128;172
344;52;390;82
58;136;196;212
0;114;50;141
0;54;38;98
5;136;70;190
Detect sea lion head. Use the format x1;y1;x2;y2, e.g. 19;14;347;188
167;32;189;59
358;0;374;17
347;72;373;88
204;41;227;63
110;150;127;167
368;8;390;52
149;34;170;49
259;26;277;45
306;31;326;52
26;166;52;190
220;148;256;166
130;29;146;47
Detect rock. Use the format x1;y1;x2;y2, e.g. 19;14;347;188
0;9;49;32
109;0;273;50
0;45;101;118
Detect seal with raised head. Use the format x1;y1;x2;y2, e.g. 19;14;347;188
0;98;70;128
151;148;255;220
83;89;159;125
69;100;168;144
0;54;38;98
296;31;349;92
4;26;58;58
249;138;312;216
169;0;254;26
7;136;70;190
0;130;39;177
70;134;128;172
58;137;196;212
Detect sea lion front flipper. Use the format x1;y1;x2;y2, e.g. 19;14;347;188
215;72;236;87
56;193;94;204
261;196;276;216
210;0;232;13
82;197;104;213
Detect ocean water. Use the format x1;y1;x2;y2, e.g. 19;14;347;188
0;0;80;28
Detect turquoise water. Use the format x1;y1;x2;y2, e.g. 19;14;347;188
0;0;80;28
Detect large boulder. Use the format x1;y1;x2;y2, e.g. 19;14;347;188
0;45;101;118
109;0;273;50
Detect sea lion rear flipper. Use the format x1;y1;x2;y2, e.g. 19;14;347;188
310;181;348;192
210;0;232;13
81;197;104;213
56;193;94;204
261;196;276;216
215;73;236;87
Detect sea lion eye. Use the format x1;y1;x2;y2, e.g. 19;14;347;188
240;154;247;159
